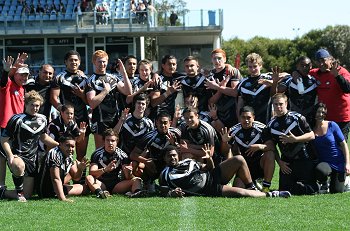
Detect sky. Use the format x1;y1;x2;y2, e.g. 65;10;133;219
186;0;350;40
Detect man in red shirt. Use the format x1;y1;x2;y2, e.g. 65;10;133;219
0;55;29;190
309;48;350;141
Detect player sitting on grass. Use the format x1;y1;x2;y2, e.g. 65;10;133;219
37;135;89;202
85;129;145;198
159;144;291;198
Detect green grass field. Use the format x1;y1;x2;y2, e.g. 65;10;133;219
1;138;350;230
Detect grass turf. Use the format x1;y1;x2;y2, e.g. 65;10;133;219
1;137;350;230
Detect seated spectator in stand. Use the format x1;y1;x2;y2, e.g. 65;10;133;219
169;11;178;26
159;144;291;198
37;135;89;202
311;103;350;193
221;106;276;192
85;129;144;198
36;3;45;14
136;0;147;24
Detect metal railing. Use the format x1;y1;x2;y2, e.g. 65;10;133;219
0;9;223;35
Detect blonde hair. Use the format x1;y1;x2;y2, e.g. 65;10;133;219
271;93;288;103
245;53;263;66
25;90;44;105
92;50;108;63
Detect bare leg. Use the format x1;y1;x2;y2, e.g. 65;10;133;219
93;133;104;149
261;151;275;183
65;184;89;196
0;156;6;186
221;185;266;198
219;155;252;185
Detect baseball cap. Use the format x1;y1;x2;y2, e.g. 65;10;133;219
315;49;331;60
16;67;30;74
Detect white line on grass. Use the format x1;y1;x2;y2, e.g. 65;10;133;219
179;197;196;230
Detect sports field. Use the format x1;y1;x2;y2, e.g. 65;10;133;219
1;139;350;230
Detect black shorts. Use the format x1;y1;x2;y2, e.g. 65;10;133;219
102;179;119;192
247;159;264;181
206;166;223;197
92;120;118;135
7;155;37;177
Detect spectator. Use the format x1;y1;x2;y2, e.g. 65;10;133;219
311;103;350;193
309;48;350;141
74;2;84;27
0;54;29;189
169;11;178;26
147;1;157;27
136;0;147;24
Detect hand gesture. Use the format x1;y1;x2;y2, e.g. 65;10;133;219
330;60;340;77
258;78;273;87
120;108;130;121
140;80;154;92
79;121;87;134
166;132;178;146
102;79;111;93
220;127;232;143
72;83;85;98
278;160;292;174
77;157;90;170
2;56;14;72
279;131;297;144
169;187;185;197
245;144;263;156
106;159;117;172
179;140;188;153
208;104;218;120
201;143;213;159
173;104;182;121
13;53;28;68
271;66;282;84
204;78;220;90
166;80;181;95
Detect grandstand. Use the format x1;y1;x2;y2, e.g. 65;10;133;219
0;0;223;74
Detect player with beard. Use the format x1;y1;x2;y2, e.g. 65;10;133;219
25;64;55;120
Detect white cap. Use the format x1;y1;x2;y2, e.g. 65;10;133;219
16;67;30;74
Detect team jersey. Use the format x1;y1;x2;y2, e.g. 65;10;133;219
158;72;185;117
265;111;312;161
90;146;129;184
116;74;138;112
119;114;154;155
51;70;89;123
85;73;121;123
229;121;267;163
25;76;52;119
181;74;213;112
237;74;272;124
47;116;81;142
0;72;25;129
211;67;240;127
38;146;74;197
175;110;211;127
1;113;47;163
279;75;317;122
136;127;181;170
159;159;211;196
179;120;217;146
